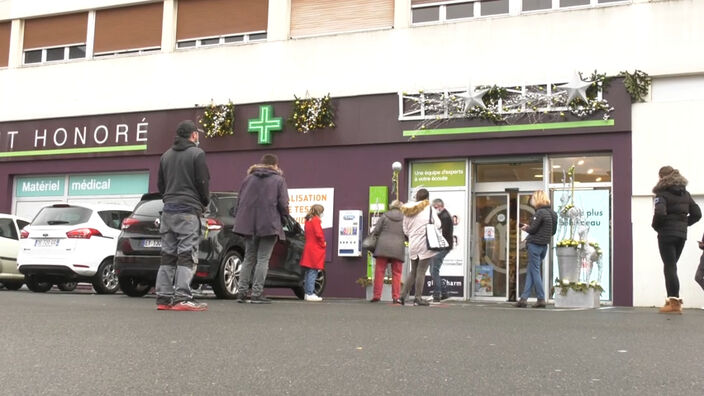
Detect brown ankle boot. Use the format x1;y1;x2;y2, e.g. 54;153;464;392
659;297;682;314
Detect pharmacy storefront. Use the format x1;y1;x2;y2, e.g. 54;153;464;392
0;86;633;304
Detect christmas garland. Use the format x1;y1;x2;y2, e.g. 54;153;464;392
619;69;651;103
199;100;235;138
288;94;335;133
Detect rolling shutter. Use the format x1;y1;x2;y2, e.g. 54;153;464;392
291;0;394;38
176;0;269;40
94;3;163;54
0;21;10;67
24;12;88;49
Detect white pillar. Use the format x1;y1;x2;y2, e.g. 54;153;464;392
8;19;23;67
86;10;95;57
394;0;411;29
267;0;291;41
161;0;177;53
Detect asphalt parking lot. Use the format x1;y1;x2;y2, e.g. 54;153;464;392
1;288;703;395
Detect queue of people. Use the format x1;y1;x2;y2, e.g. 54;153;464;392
157;121;704;312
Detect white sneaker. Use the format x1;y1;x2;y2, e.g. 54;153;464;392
305;294;322;302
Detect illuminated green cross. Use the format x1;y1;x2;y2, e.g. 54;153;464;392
248;105;283;145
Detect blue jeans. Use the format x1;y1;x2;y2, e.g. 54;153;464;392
304;268;318;295
431;249;449;297
520;242;547;300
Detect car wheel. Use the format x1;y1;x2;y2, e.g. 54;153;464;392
25;275;52;293
292;270;326;299
118;276;152;297
212;250;242;299
293;287;305;300
57;281;77;292
92;258;120;294
2;280;23;290
315;270;327;297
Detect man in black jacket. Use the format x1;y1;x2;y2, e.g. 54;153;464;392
431;198;454;302
155;120;210;311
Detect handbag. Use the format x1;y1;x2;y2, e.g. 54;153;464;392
362;233;378;252
426;208;449;251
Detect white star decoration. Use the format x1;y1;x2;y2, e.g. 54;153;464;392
559;73;592;104
456;85;489;110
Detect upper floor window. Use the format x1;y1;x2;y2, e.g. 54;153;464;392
177;0;268;48
93;3;163;57
412;0;629;23
23;13;87;65
290;0;394;38
411;0;508;24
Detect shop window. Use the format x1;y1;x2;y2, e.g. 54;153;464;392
522;0;552;11
0;21;10;67
177;0;268;44
475;162;543;183
93;3;162;57
480;0;509;16
560;0;590;7
23;12;87;65
291;0;393;38
549;155;611;184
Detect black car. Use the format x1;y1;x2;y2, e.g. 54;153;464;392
114;192;326;299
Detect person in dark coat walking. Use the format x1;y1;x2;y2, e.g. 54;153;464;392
156;120;210;311
516;190;557;308
431;198;454;302
652;166;701;314
369;200;405;304
233;153;289;304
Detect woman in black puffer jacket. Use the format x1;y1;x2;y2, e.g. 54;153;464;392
652;166;701;314
516;190;557;308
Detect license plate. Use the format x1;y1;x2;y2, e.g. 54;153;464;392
142;239;162;248
34;239;59;247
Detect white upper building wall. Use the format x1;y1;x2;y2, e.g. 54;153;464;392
0;0;702;122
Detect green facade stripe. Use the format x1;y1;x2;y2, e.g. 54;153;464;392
403;119;615;136
0;145;148;158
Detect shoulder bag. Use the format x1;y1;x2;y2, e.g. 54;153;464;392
426;208;449;251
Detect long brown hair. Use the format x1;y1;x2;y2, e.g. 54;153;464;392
305;204;324;221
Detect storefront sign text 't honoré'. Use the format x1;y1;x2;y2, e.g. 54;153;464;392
0;118;150;159
0;108;200;161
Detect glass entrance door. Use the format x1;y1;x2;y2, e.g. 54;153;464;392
514;192;535;300
472;192;535;300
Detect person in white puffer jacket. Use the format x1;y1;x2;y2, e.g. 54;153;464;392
399;188;441;306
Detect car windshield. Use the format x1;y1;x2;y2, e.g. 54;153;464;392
133;199;163;217
32;206;92;226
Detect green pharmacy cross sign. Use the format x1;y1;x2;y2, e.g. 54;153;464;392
248;105;283;145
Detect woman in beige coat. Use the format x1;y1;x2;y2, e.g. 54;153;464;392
399;188;441;306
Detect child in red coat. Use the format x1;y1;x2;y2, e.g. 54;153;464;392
300;205;326;302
